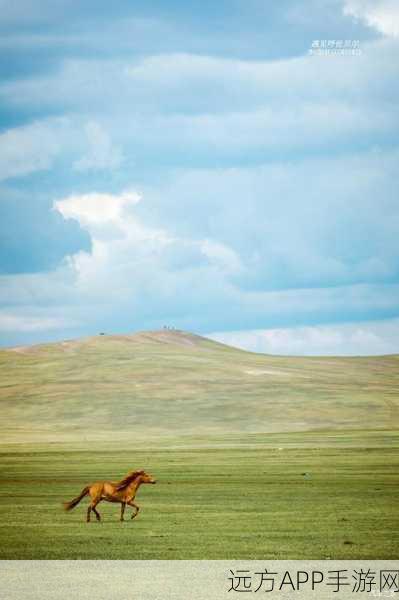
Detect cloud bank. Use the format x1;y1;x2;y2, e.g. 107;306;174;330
0;0;398;354
209;319;399;356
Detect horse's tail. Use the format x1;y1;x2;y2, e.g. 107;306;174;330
63;486;90;511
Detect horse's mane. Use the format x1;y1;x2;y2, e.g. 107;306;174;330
114;470;144;491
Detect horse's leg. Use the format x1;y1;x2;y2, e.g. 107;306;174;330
128;501;140;519
92;501;102;522
120;502;126;522
87;486;102;523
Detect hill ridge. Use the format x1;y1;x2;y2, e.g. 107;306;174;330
5;328;242;355
1;328;398;442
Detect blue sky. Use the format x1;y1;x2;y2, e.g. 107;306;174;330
0;0;398;354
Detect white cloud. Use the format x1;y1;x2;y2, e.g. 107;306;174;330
208;318;399;356
343;0;399;37
52;190;240;307
0;142;398;346
1;37;398;164
0;117;124;184
1;251;398;348
0;17;397;346
0;118;67;181
50;187;397;335
141;148;399;291
73;121;124;171
55;190;141;227
200;239;243;274
0;312;74;332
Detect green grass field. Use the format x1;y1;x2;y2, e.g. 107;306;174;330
0;430;398;559
1;330;398;559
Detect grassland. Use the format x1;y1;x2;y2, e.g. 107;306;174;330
1;330;398;441
0;330;398;559
0;430;398;560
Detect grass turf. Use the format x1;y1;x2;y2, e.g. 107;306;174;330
0;430;398;560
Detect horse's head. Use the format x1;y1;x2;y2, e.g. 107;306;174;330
140;471;157;484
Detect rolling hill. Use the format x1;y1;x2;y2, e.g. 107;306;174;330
1;329;398;442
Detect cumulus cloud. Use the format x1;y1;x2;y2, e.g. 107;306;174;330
50;190;241;311
343;0;399;37
0;1;398;349
55;190;141;227
0;184;397;347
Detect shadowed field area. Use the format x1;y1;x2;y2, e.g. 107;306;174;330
0;430;398;560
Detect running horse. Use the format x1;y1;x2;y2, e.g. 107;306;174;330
63;470;157;522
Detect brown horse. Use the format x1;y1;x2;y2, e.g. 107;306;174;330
63;470;156;522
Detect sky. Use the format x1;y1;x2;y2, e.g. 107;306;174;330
0;0;398;355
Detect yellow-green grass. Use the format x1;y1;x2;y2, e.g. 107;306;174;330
0;430;398;560
1;330;399;442
1;331;398;558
